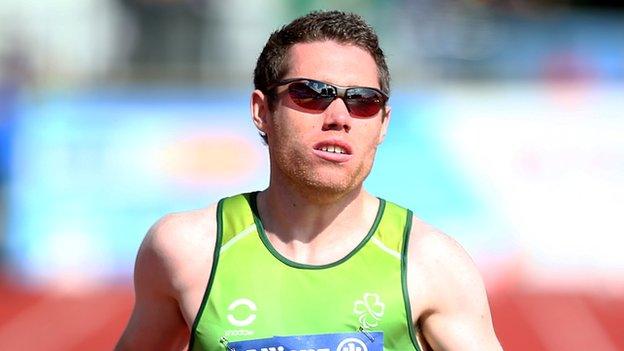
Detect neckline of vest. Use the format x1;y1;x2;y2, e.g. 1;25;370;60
245;191;386;270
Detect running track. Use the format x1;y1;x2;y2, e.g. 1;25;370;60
0;281;622;350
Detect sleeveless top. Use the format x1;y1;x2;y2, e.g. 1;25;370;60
189;192;421;351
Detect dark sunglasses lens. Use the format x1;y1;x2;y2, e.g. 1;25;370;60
288;82;333;111
346;88;385;117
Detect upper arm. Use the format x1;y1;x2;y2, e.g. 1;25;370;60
116;206;217;351
115;217;190;351
407;221;502;351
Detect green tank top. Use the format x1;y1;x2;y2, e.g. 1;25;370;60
189;192;421;351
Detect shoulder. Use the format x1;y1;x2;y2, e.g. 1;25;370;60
404;217;502;349
116;203;220;350
401;211;503;349
136;202;219;296
405;215;486;312
407;216;477;274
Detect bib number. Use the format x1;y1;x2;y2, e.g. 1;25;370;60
228;331;383;351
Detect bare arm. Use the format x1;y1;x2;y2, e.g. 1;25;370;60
407;220;503;351
116;207;216;350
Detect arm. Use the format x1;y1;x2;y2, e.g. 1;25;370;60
407;220;503;351
115;217;190;350
116;207;217;350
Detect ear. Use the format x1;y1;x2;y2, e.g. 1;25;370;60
251;89;270;135
378;105;391;144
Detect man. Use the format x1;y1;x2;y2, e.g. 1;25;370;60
116;10;503;351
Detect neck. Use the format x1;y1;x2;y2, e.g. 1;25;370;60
257;178;376;245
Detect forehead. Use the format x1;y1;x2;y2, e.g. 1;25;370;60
285;40;380;88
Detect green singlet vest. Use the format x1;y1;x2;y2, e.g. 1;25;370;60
189;192;421;351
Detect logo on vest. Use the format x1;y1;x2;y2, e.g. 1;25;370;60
336;337;368;351
353;293;384;329
227;298;257;327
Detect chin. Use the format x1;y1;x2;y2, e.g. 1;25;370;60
274;153;373;201
297;170;364;202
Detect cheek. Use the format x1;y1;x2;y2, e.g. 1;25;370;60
358;121;384;147
272;116;319;146
269;120;311;160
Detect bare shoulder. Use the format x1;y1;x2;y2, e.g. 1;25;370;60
406;215;486;313
137;202;219;295
116;203;219;350
406;215;502;350
407;216;482;287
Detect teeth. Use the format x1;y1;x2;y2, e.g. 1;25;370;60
319;145;345;154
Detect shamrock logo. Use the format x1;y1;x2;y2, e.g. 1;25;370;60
353;292;385;329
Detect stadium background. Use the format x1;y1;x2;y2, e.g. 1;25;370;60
0;1;623;350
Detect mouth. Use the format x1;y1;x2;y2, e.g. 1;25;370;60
317;145;348;154
313;139;352;154
312;140;353;163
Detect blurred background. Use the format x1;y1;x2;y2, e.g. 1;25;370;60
0;0;623;350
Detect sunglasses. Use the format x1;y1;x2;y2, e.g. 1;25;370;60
267;78;388;118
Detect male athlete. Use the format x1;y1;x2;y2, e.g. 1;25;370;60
116;10;503;351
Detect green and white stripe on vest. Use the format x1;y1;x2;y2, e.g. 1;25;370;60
189;192;421;351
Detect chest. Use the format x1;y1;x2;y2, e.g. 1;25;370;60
187;193;420;350
190;233;416;350
214;259;402;333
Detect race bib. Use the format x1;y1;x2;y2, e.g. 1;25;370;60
228;331;383;351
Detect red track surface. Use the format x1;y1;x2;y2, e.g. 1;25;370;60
0;283;622;350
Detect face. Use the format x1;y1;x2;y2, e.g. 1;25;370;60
252;40;391;200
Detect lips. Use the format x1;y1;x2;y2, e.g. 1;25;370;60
312;139;353;163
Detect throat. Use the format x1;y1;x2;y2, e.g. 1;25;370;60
254;189;381;266
263;228;364;266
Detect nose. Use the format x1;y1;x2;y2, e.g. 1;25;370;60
322;97;351;132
